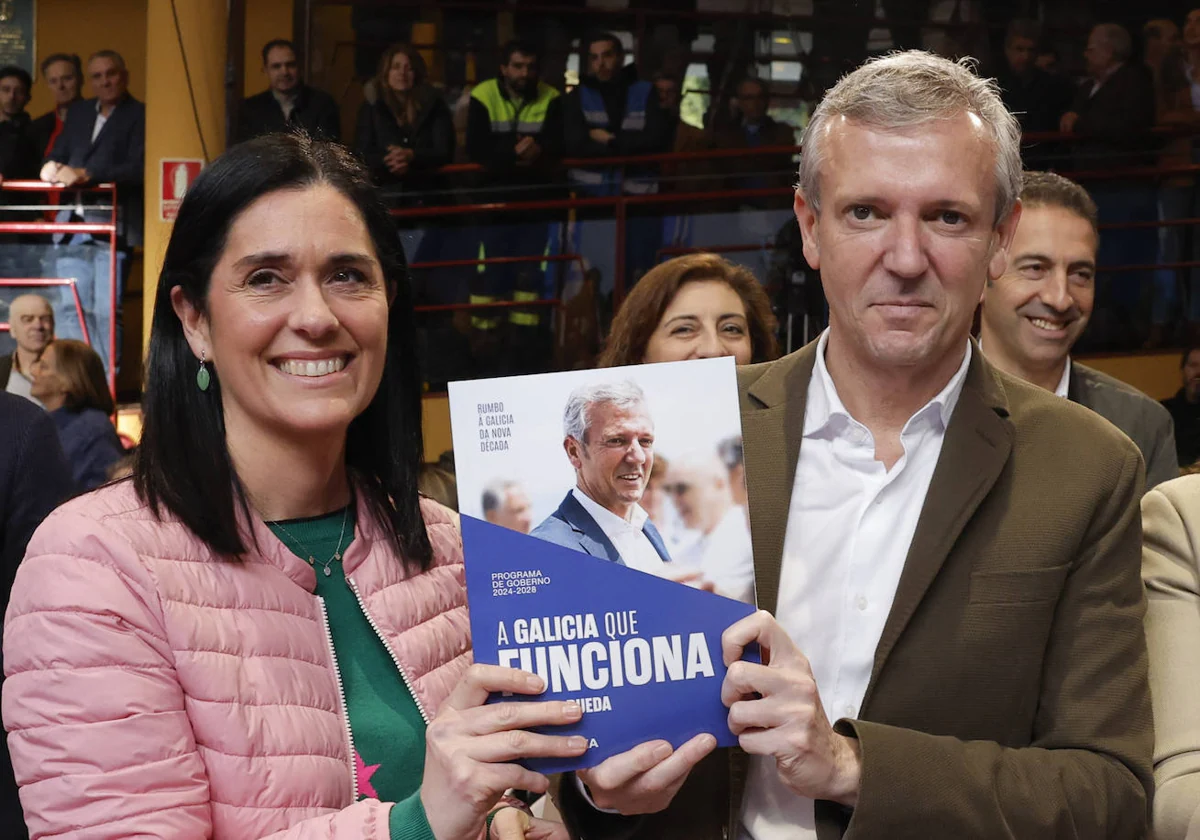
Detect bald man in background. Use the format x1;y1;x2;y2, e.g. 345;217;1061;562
0;294;53;406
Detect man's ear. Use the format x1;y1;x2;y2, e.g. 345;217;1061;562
170;285;212;363
988;199;1022;284
795;189;821;271
564;436;584;471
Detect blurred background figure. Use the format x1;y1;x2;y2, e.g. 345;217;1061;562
717;435;749;530
30;53;83;160
236;39;339;143
355;43;454;197
639;451;691;555
1162;346;1200;470
600;253;778;368
1144;17;1200;349
1;293;53;406
29;338;124;491
418;459;459;512
664;452;754;603
481;479;533;533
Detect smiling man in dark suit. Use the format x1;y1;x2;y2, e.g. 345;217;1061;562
558;50;1152;840
39;49;144;374
531;379;673;571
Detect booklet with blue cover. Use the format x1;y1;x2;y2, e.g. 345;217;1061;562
449;357;759;774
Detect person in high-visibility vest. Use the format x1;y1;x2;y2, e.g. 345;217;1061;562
562;32;671;197
466;40;564;372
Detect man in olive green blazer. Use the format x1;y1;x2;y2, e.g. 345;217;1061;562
556;51;1151;840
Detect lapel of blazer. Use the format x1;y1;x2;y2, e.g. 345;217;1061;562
642;518;672;562
1066;360;1085;404
860;347;1015;710
87;96;128;156
558;492;625;565
740;341;816;614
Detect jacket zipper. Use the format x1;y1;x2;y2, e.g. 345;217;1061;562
348;577;431;724
318;596;359;802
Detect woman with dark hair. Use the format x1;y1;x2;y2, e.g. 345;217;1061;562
598;253;779;368
355;43;454;197
29;337;123;491
3;135;580;839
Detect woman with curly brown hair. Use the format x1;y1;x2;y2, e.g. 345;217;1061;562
598;253;780;368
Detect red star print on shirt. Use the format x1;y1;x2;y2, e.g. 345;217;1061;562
355;751;381;800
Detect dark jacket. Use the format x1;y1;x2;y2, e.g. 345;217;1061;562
995;66;1075;134
234;85;341;144
1161;388;1200;468
559;340;1152;839
0;112;39;180
48;95;146;247
563;64;671;159
1069;62;1158;171
49;406;122;492
465;82;564;200
29;109;61;162
0;391;73;840
529;491;672;565
1068;361;1178;490
712;115;797;202
0;391;73;617
354;87;454;199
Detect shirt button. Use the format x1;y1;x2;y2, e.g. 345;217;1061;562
843;704;857;718
856;596;868;611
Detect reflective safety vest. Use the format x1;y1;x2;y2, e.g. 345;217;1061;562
568;80;658;196
469;240;550;331
471;78;558;136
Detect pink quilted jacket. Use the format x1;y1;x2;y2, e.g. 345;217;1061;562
2;481;472;839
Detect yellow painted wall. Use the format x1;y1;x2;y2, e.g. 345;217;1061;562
1081;352;1183;402
244;0;295;97
25;0;148;119
142;0;226;341
308;5;360;143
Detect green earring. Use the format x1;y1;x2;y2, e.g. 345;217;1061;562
196;351;211;392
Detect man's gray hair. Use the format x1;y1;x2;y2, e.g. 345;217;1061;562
797;50;1022;226
1094;23;1132;63
88;50;127;71
563;380;647;443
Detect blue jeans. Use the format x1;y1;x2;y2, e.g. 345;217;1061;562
44;236;128;377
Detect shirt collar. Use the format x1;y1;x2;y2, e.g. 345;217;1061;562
272;87;300;106
572;486;648;530
1054;358;1071;398
804;329;972;437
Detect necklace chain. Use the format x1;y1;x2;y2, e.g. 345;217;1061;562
272;506;350;578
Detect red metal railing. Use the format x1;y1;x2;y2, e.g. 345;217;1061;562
0;181;119;397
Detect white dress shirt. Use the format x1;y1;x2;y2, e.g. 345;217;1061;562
739;331;972;840
1054;358;1071;398
571;488;666;575
676;505;756;603
91;101;109;143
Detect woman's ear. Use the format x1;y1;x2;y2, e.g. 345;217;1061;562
170;285;212;361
